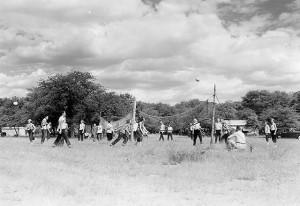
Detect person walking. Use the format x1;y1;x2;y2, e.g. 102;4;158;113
192;118;202;145
53;111;71;148
110;120;131;146
159;121;165;141
26;119;36;144
264;121;271;145
41;116;49;144
106;120;114;143
270;118;277;147
215;118;222;144
96;122;103;141
78;120;85;142
167;124;173;141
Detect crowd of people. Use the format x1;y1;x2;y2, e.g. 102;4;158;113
25;111;149;148
24;111;279;152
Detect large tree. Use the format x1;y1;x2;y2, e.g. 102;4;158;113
26;71;103;126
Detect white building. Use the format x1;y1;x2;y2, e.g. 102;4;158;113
224;120;247;129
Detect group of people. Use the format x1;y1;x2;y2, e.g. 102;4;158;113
24;110;279;151
159;121;174;141
25;116;53;144
264;118;277;147
25;111;149;148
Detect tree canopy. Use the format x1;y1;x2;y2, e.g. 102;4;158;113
0;72;299;134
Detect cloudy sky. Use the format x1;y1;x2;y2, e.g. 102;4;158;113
0;0;299;104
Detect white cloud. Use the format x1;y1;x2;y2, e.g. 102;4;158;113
0;0;299;104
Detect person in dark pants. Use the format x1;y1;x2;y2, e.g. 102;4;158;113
167;124;173;141
221;119;230;144
78;120;85;142
106;120;114;143
159;121;165;141
215;118;222;144
52;111;71;148
135;117;147;146
96;121;103;141
26;119;36;144
270;118;277;147
110;120;130;146
192;118;202;145
41;116;49;144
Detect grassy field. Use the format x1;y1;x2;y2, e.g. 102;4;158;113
0;134;300;206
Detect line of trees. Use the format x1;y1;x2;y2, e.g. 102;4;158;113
0;71;299;136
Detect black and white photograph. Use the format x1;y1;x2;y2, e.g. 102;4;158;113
0;0;300;205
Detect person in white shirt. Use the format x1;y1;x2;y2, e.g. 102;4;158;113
106;120;114;143
167;125;173;141
133;120;139;142
26;119;36;144
79;120;85;142
270;118;277;147
96;121;103;141
159;121;165;141
227;126;246;151
41;116;49;144
264;121;271;145
53;111;71;148
192;118;202;145
215;118;222;144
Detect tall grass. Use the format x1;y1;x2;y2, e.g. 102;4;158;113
0;135;300;206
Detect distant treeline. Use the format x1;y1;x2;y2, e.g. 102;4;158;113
0;71;299;135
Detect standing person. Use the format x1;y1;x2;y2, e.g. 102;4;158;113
106;120;113;143
110;120;131;146
78;120;85;142
167;124;173;141
133;120;138;142
192;118;202;145
221;119;230;144
41;116;49;144
135;117;147;146
46;122;52;140
96;121;103;141
159;121;165;141
264;121;271;145
53;111;71;148
227;126;246;151
26;119;36;144
215;118;222;144
270;118;277;147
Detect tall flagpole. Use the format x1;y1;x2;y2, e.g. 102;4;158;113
211;84;216;145
131;98;137;142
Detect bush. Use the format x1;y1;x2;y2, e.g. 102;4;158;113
168;148;208;164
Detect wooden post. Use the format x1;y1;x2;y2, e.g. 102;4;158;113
131;98;137;141
211;84;216;145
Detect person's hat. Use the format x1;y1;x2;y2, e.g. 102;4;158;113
193;118;198;123
28;119;32;122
